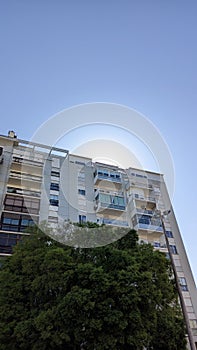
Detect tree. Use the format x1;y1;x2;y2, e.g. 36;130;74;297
0;225;187;350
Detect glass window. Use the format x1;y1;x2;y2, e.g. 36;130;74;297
179;277;188;291
21;218;34;226
5;198;14;205
49;199;59;206
100;193;111;204
50;183;59;191
112;196;119;205
170;245;178;254
117;197;125;206
79;215;86;223
166;230;173;238
51;171;60;177
78;189;86;195
4;195;39;215
2;217;19;225
50;194;58;200
14;199;23;206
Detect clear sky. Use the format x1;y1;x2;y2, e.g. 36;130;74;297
0;1;197;281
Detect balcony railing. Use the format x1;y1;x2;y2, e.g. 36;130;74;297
94;171;122;184
135;223;163;232
9;171;42;182
136;208;154;215
12;156;43;167
102;218;128;227
94;188;124;199
134;194;156;202
7;187;41;198
95;201;126;212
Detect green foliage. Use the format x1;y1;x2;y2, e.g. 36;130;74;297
0;226;187;350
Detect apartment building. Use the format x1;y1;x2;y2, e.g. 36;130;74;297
0;131;197;347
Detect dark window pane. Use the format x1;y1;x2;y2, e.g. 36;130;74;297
78;189;85;195
166;230;173;238
49;199;59;206
50;183;59;191
51;171;60;177
170;245;178;254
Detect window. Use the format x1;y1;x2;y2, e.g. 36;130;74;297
79;215;86;224
50;194;58;200
78;189;86;195
50;183;59;191
166;253;170;260
0;233;22;254
4;195;39;214
1;222;18;232
170;245;178;255
154;242;161;247
179;277;188;291
138;215;150;225
99;194;125;208
99;193;111;204
1;213;37;232
50;194;59;206
51;171;60;177
166;230;173;238
20;218;34;230
117;196;124;205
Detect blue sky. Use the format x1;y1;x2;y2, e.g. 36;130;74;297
1;1;197;281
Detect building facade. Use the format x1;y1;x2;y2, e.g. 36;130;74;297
0;131;197;347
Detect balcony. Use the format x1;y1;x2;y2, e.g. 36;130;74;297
134;223;163;232
133;194;156;202
132;213;163;233
131;194;156;210
94;169;122;185
127;181;153;190
95;192;126;212
94;188;124;199
9;171;42;182
136;208;154;216
102;218;129;227
96;202;126;212
7;186;41;198
12;156;43;167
